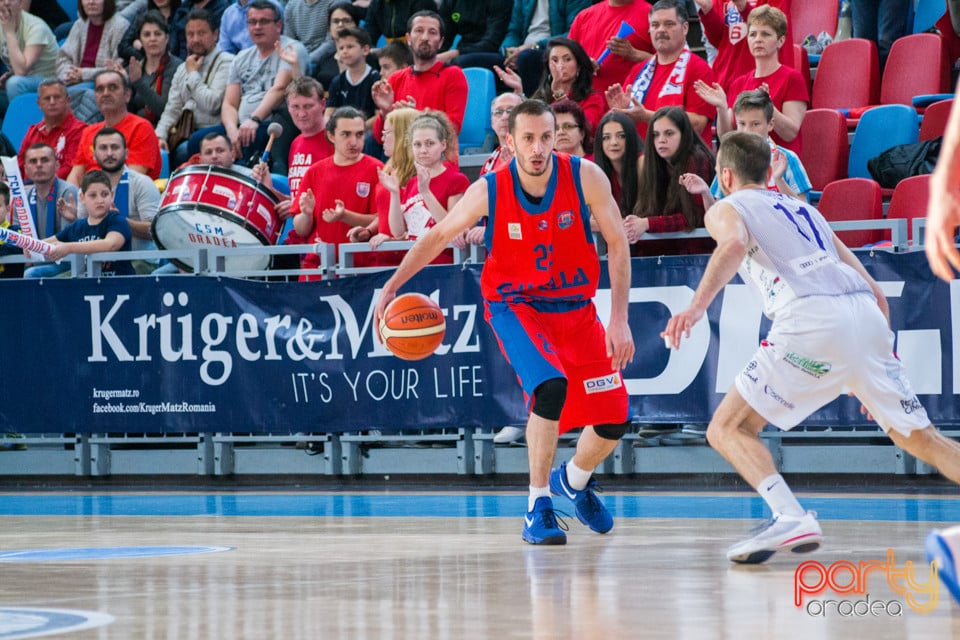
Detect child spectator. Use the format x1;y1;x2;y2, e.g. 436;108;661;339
375;40;412;79
684;89;813;206
325;27;380;123
375;111;468;264
24;170;133;278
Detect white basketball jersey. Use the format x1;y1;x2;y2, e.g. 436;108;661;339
723;189;871;317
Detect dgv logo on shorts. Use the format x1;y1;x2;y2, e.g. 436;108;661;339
584;373;623;394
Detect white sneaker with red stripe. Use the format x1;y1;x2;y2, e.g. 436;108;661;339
727;511;823;564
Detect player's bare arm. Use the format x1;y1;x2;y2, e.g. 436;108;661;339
831;231;891;325
663;201;748;349
580;160;635;370
375;179;488;329
926;84;960;280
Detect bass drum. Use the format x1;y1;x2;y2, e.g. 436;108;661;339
152;164;281;272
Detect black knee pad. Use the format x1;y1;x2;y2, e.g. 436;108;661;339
594;422;629;441
531;378;567;421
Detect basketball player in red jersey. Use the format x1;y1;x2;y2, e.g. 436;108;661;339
375;99;635;545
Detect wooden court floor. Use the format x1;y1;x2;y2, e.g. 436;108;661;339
0;490;958;639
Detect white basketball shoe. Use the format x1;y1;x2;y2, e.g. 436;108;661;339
727;510;823;564
493;426;525;444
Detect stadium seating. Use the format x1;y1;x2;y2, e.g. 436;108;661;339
271;173;290;196
459;67;496;154
57;0;78;21
879;33;950;109
811;38;880;127
847;104;919;183
919;98;953;140
1;93;43;152
792;44;812;96
790;0;840;42
817;178;884;247
885;173;931;243
798;108;849;194
912;0;947;34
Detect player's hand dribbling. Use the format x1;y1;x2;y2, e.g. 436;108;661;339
374;289;397;343
662;305;705;350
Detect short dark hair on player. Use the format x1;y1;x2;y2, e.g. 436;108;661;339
507;99;555;134
81;170;113;194
718;131;771;186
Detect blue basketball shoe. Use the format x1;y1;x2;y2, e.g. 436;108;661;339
522;496;567;545
926;527;960;605
549;461;613;533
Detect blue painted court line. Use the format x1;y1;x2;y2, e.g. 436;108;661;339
0;494;958;522
0;546;233;562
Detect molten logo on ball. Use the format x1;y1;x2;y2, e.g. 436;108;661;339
379;293;446;360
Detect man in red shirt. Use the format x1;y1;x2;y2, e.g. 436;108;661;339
17;80;85;181
370;10;468;143
567;0;654;96
605;0;716;143
289;106;382;278
67;70;163;183
284;77;333;199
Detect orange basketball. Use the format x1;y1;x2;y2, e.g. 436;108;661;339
379;293;446;361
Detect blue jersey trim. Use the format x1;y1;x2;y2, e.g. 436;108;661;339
484;171;497;251
569;156;594;246
508;154;560;215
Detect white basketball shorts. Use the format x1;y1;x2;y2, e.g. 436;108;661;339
735;292;930;435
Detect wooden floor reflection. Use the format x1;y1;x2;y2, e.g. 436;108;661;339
1;497;958;639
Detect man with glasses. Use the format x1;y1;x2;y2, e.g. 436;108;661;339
218;0;285;55
604;0;716;144
481;92;525;176
220;0;308;173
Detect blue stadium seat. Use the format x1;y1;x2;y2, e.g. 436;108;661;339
271;173;290;196
57;0;78;21
459;67;496;154
0;93;42;151
847;104;919;181
912;0;946;34
160;149;170;179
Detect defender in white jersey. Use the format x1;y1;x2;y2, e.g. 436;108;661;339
663;131;960;567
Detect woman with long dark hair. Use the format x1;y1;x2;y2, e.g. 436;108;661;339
632;106;715;257
593;111;640;219
497;36;605;132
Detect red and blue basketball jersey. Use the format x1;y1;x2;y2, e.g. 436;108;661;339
480;154;598;305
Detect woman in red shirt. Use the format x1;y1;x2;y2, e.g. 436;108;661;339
695;5;808;153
